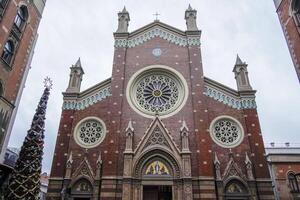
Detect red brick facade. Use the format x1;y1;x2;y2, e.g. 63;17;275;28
0;0;46;161
274;0;300;83
47;7;274;200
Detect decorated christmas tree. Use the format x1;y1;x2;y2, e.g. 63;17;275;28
5;77;52;200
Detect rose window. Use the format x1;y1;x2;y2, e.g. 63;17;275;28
127;67;187;117
210;117;244;148
74;118;106;148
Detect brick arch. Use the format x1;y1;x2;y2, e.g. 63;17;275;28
133;148;181;179
223;177;250;199
70;176;94;197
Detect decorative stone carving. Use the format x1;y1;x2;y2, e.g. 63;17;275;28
125;120;134;153
114;27;201;48
63;85;112;110
180;120;190;153
65;151;73;179
144;126;170;149
72;157;95;179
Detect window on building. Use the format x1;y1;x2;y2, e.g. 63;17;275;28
14;6;27;30
288;172;300;193
292;0;300;26
1;40;14;65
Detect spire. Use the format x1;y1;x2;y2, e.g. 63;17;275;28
235;54;244;65
214;152;220;165
66;58;84;93
122;6;127;13
185;4;198;31
5;77;52;199
75;57;82;68
233;54;253;91
116;6;130;33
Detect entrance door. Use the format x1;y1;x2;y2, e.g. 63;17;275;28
143;185;172;200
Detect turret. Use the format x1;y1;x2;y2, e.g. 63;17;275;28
116;6;130;33
233;55;253;91
66;58;84;93
185;4;198;31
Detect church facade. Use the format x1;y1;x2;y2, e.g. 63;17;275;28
47;6;275;200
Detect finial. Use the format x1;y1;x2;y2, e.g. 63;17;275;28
97;151;102;164
43;76;53;90
214;152;220;165
75;57;82;67
245;152;251;164
122;6;127;13
180;119;189;132
235;54;244;65
188;4;193;10
67;151;73;163
126;119;134;132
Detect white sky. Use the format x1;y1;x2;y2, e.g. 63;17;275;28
8;0;300;173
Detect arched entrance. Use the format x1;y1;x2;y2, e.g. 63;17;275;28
142;159;173;200
132;149;183;200
70;178;93;200
224;179;250;200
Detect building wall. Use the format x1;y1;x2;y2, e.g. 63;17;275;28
266;146;300;200
0;0;46;162
48;17;274;200
274;0;300;82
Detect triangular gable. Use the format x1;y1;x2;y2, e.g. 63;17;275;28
134;116;181;156
222;156;247;180
72;157;95;179
114;21;201;48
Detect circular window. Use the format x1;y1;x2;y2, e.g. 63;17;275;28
74;117;106;148
126;65;188;118
209;116;244;148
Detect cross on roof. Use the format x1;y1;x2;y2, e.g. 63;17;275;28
153;12;160;21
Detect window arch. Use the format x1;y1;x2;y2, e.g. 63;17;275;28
1;40;14;65
71;178;93;197
224;179;249;199
14;6;28;30
287;171;300;193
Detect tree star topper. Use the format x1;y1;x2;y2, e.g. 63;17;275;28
44;76;53;89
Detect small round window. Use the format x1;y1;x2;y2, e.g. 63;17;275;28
210;116;244;148
74;117;106;148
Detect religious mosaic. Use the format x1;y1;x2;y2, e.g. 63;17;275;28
145;161;170;175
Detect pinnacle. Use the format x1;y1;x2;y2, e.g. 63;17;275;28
180;120;189;132
75;57;82;67
126;119;134;132
188;4;193;10
122;6;127;13
235;54;244;65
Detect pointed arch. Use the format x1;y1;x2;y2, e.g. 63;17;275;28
224;178;249;199
133;148;181;179
70;177;94;197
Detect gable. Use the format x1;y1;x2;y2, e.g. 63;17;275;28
115;21;201;48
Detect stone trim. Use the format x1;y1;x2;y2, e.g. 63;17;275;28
204;77;256;110
62;80;112;110
115;26;200;48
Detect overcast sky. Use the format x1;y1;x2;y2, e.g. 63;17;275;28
8;0;300;173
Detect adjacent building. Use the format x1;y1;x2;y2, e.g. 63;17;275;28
47;6;275;200
266;143;300;200
0;0;46;163
273;0;300;82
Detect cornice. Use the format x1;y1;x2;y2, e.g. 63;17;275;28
114;21;201;48
62;78;112;110
203;77;257;110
